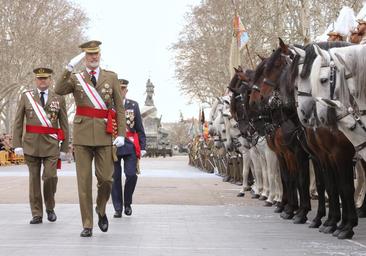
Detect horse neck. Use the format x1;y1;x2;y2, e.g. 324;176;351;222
332;45;366;107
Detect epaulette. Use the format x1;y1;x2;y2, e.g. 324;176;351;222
103;69;117;75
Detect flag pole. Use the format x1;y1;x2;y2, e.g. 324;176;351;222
231;0;255;69
245;44;255;69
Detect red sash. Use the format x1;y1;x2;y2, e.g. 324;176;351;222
126;131;141;159
76;106;116;134
26;125;65;141
25;125;64;170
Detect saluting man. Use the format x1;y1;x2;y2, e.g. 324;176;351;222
55;41;126;237
112;79;146;218
13;68;69;224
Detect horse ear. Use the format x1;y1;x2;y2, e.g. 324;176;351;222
233;67;238;72
279;37;288;52
313;44;326;60
290;45;305;59
334;52;351;72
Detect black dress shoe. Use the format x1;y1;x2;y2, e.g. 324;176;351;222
114;211;122;218
46;210;57;222
80;228;93;237
124;205;132;216
237;192;245;197
30;216;42;224
95;207;108;232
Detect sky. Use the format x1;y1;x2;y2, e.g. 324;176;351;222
72;0;201;122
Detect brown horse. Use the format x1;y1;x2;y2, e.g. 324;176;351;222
249;38;311;224
292;42;357;239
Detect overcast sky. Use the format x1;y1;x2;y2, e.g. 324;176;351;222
72;0;201;122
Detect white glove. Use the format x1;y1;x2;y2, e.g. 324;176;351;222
113;136;125;147
60;152;67;158
14;147;24;156
141;150;147;157
66;52;85;71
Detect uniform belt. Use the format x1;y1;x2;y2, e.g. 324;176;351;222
76;106;116;134
26;125;65;141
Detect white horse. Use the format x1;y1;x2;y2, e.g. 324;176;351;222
312;44;366;160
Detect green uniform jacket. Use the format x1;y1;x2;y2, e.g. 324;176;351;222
55;69;126;146
12;89;69;157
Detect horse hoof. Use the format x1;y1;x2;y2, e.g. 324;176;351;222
222;176;230;182
293;216;307;224
332;229;342;237
258;195;267;201
236;192;245;197
263;201;273;207
274;206;284;213
309;219;322;229
319;225;327;233
280;212;293;220
251;194;260;199
323;225;337;234
337;230;354;240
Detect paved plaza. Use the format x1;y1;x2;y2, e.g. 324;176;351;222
0;156;365;256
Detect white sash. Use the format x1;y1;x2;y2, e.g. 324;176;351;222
25;91;58;140
75;72;107;110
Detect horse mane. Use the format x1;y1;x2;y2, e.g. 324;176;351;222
265;48;282;75
301;41;352;79
252;58;267;84
336;45;366;105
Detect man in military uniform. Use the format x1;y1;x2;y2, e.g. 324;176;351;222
112;79;146;218
55;41;126;237
13;68;69;224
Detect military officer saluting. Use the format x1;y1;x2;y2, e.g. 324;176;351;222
112;79;146;218
55;41;126;237
13;68;69;224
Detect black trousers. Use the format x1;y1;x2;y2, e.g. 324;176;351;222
111;153;138;211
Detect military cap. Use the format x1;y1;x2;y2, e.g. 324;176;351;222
118;79;129;87
79;40;102;53
357;19;366;25
327;31;342;37
33;67;53;78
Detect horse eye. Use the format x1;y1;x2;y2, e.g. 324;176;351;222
320;78;328;84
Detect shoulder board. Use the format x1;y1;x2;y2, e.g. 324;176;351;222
102;69;116;74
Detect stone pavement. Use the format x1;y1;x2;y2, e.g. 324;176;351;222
0;156;365;256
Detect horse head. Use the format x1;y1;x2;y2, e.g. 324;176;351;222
259;38;291;106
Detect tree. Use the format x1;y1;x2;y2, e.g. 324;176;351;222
0;0;88;133
172;0;362;105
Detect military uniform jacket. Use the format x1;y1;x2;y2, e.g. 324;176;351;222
12;89;69;157
117;99;146;156
124;99;146;150
55;69;126;146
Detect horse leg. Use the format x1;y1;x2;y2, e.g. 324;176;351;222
250;147;262;199
237;151;251;197
294;148;311;224
309;158;326;228
265;144;279;206
276;155;288;214
321;167;341;234
356;159;366;217
336;160;358;239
